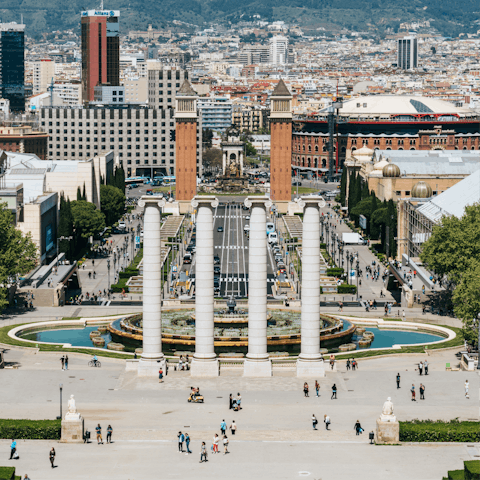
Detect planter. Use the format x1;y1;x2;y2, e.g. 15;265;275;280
107;342;125;351
91;337;105;347
89;331;101;339
97;326;108;334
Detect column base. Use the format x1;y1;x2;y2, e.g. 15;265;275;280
243;358;272;377
296;358;326;377
190;358;219;377
137;356;165;377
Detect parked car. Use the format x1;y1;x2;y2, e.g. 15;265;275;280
292;180;302;186
214;265;221;274
217;226;224;233
214;255;221;265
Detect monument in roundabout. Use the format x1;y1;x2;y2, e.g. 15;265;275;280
135;194;327;378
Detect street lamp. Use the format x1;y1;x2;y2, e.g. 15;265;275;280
107;259;111;291
56;383;63;420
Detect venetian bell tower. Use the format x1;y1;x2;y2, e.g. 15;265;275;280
269;79;293;208
175;80;198;204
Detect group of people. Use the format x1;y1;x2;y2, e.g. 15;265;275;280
303;382;338;399
228;393;242;411
95;424;113;444
411;384;426;401
60;355;69;370
177;355;190;371
178;427;232;462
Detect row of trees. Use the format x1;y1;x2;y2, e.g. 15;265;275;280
421;204;480;345
340;168;397;256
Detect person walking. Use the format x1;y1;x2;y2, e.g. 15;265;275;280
411;384;416;401
177;431;184;452
9;439;16;459
60;356;65;371
418;361;423;375
303;382;309;397
158;368;163;383
312;414;318;430
352;359;356;371
106;425;113;443
396;373;401;389
49;447;55;468
96;424;103;444
223;435;229;454
64;355;69;371
229;394;233;409
402;310;406;321
331;384;337;400
213;434;219;454
419;384;425;400
354;420;363;435
315;380;320;397
424;360;429;375
236;393;242;410
465;380;470;398
230;420;237;435
346;359;351;371
324;414;331;430
199;442;207;463
220;419;227;435
185;433;192;454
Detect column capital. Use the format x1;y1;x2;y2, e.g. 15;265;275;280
297;195;326;210
191;195;219;209
138;196;167;209
244;196;272;210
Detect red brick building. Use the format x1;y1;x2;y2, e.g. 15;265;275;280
0;125;48;159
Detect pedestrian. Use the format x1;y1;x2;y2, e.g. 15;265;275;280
315;380;320;397
9;439;16;459
49;447;55;468
465;380;469;398
420;384;425;400
178;431;184;452
220;419;227;435
303;382;309;397
312;414;318;430
64;355;68;371
324;414;331;430
402;310;406;321
223;435;229;454
96;424;103;444
329;355;335;370
60;356;65;370
331;384;337;399
411;384;416;401
229;393;233;409
422;305;426;315
418;361;423;375
352;358;356;371
339;301;343;312
23;475;30;480
346;359;350;370
106;425;112;443
236;392;242;409
354;420;363;435
185;433;192;454
230;420;237;435
200;442;207;463
396;373;401;389
213;434;219;453
93;271;96;279
424;360;428;375
159;368;163;383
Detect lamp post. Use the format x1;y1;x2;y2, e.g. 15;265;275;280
56;383;63;420
107;259;111;291
356;259;360;301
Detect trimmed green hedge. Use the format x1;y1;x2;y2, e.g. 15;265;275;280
0;419;61;440
337;284;357;294
399;420;480;443
326;267;344;277
465;461;480;480
0;467;15;480
448;471;465;480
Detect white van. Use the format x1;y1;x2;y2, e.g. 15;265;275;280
268;232;278;244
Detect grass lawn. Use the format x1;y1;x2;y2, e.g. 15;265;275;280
291;187;317;195
153;186;176;194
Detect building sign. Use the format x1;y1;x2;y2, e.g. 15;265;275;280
359;215;367;230
81;10;120;16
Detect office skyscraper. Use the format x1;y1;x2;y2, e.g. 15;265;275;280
269;36;289;65
81;9;120;103
397;36;418;70
0;22;25;112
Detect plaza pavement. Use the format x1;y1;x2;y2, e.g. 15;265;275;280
0;346;478;479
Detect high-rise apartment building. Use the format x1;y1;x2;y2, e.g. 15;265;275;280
269;36;288;65
81;9;120;103
0;22;26;112
147;66;188;108
397;36;418;70
33;59;55;95
238;45;270;65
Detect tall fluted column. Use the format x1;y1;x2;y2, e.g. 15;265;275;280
244;197;272;377
191;196;219;377
138;196;166;376
297;195;326;377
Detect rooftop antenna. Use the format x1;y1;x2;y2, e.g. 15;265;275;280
99;0;104;9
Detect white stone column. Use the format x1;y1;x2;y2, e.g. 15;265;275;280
138;196;166;376
297;196;326;377
244;197;272;377
191;196;219;376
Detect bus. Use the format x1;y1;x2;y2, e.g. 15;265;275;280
266;222;275;235
125;176;146;185
162;176;176;185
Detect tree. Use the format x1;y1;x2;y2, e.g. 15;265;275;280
339;168;347;206
82;183;87;201
100;184;126;225
245;141;257;157
0;202;37;310
202;148;222;173
77;187;82;201
203;127;214;148
58;194;74;259
70;200;105;239
114;166;126;192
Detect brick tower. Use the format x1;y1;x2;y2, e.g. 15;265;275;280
175;80;198;204
269;79;293;208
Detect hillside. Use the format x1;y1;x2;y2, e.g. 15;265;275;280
5;0;479;38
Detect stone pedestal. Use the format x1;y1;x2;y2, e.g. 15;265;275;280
138;358;165;377
61;416;84;443
375;418;400;444
190;358;219;377
296;358;326;377
244;358;272;377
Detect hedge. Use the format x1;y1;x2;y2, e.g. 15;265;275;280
465;461;480;480
399;420;480;443
0;467;15;480
326;267;344;276
0;419;61;440
337;284;357;294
